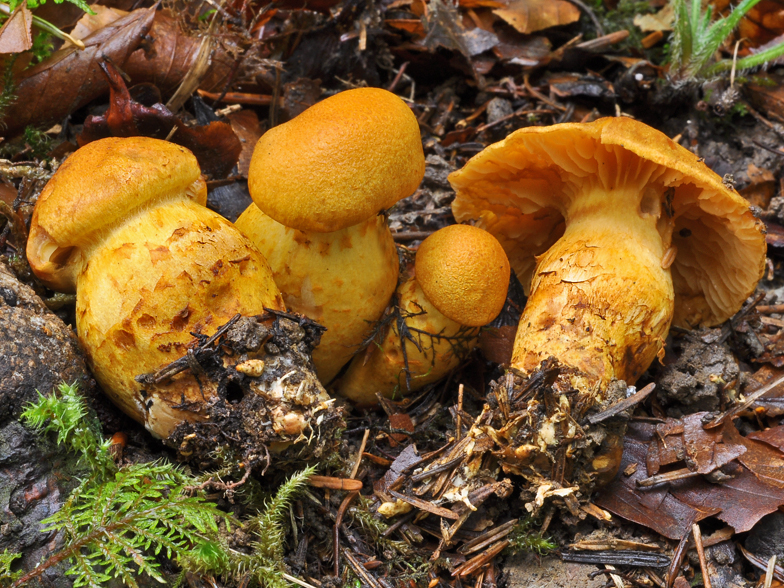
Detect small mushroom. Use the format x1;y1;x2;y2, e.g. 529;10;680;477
235;87;425;384
26;137;293;439
449;117;766;477
335;225;510;406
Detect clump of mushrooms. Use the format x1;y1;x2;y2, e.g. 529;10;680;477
26;137;338;463
336;224;510;406
235;87;425;384
449;117;767;485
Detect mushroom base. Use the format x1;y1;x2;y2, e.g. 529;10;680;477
335;276;478;406
162;313;344;470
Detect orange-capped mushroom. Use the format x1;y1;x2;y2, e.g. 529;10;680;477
235;87;425;384
335;225;509;405
27;137;334;446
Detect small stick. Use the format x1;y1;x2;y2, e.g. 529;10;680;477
692;524;712;588
309;476;363;491
333;491;359;577
666;527;692;588
637;467;701;487
765;555;778;588
756;304;784;314
282;573;320;588
349;429;370;480
456;384;464;442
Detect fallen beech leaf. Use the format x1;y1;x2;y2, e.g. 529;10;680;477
67;5;128;46
596;416;784;537
0;4;32;54
423;0;499;57
633;4;674;33
0;7;155;137
594;422;714;540
79;60;241;178
493;0;580;34
124;11;235;97
748;425;784;453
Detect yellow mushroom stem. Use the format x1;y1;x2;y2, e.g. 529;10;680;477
512;184;675;395
235;203;399;384
76;196;284;438
336;275;478;406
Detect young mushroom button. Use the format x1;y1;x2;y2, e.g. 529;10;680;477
235;87;425;385
25;137;332;443
335;224;510;406
449;117;766;481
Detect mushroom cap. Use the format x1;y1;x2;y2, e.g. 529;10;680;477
415;224;510;327
27;137;206;292
247;87;425;233
449;117;767;328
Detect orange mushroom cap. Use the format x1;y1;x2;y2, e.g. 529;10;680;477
415;224;510;327
247;87;425;233
27;137;206;292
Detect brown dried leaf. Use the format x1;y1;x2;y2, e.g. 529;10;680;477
594;423;714;540
0;7;155;137
423;0;499;57
79;60;241;178
124;11;235;97
227;110;265;178
596;416;784;537
67;5;128;46
748;425;784;451
493;0;580;34
0;4;32;54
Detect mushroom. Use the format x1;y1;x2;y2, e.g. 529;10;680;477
335;225;510;406
25;137;332;442
449;117;767;478
235;87;425;384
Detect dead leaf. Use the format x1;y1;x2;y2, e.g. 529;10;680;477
67;5;128;46
0;4;32;54
748;425;784;451
633;4;674;33
493;0;580;34
596;415;784;537
423;0;499;57
0;7;155;137
79;59;241;178
124;11;235;97
740;163;777;208
227;109;265;178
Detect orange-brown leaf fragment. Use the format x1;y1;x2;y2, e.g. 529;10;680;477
493;0;580;34
0;4;32;54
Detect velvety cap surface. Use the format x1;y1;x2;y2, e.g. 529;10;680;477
415;224;510;327
449;117;766;327
248;87;425;233
27;137;205;291
35;137;203;246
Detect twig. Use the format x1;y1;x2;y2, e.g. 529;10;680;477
349;429;370;480
456;383;464;442
342;548;382;588
666;527;693;588
564;0;604;36
588;383;655;425
765;555;778;588
703;371;784;429
309;476;363;491
692;524;711;588
282;573;320;588
333;491;359;577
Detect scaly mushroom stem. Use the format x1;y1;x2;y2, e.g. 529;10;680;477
235;204;399;384
77;198;284;437
512;184;675;394
336;276;479;405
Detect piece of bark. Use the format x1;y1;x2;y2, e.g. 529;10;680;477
0;261;93;583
